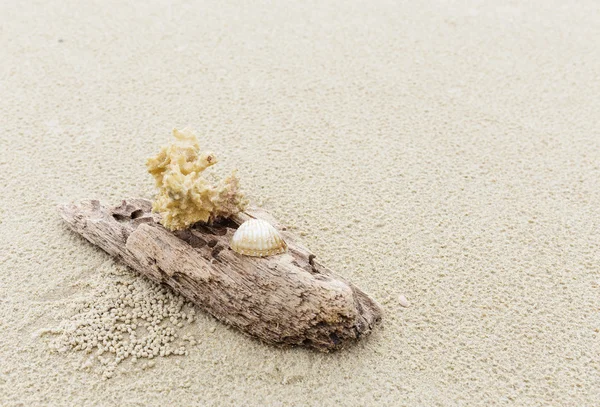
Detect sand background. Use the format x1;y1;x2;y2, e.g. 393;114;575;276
1;0;600;405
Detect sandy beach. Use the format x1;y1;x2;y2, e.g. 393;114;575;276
1;0;599;405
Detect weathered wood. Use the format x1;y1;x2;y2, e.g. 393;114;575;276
58;199;382;351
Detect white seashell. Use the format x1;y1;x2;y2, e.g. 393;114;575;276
230;219;288;257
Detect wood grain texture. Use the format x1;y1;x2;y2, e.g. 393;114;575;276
58;199;383;351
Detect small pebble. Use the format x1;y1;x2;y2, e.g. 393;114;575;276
399;295;410;308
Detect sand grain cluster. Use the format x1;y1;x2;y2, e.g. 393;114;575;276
47;265;198;379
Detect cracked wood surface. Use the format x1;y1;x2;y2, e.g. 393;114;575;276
58;199;382;351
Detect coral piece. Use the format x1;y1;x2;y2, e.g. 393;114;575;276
230;219;288;257
146;128;248;230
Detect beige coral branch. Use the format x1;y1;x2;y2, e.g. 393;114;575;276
146;128;248;230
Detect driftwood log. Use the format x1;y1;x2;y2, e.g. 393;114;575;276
58;199;382;351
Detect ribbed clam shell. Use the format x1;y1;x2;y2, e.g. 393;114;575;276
230;219;287;257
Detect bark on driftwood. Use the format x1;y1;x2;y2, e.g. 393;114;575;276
58;199;382;351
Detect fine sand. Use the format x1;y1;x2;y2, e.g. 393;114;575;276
1;1;600;405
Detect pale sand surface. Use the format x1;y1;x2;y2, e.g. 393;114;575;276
1;0;600;405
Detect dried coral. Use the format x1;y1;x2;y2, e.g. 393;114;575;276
146;128;248;230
